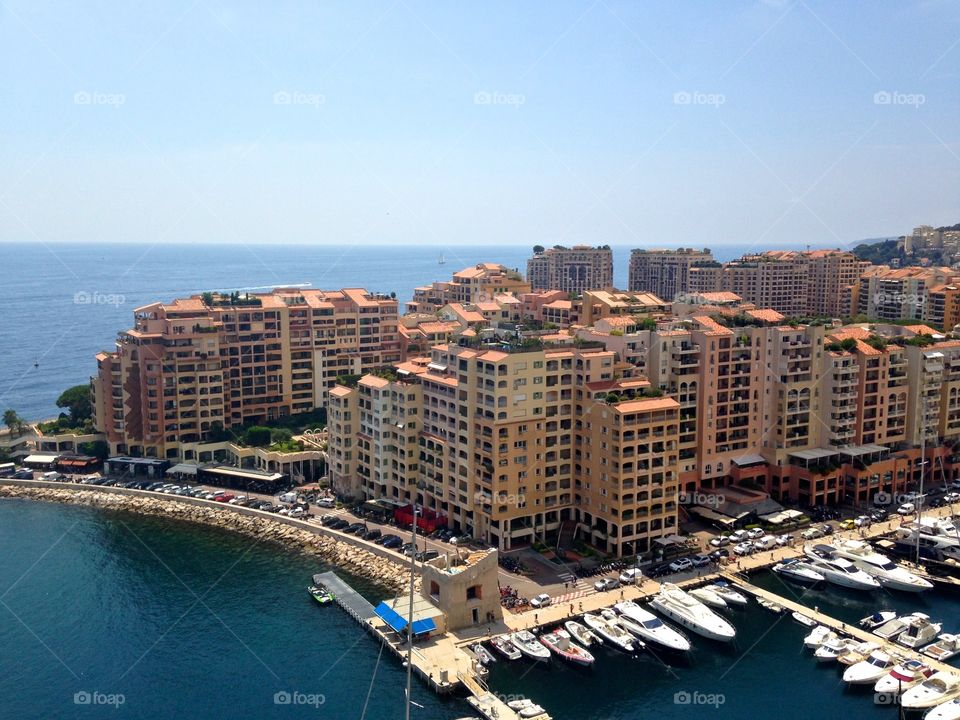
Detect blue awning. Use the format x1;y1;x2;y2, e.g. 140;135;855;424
411;618;436;635
374;602;407;633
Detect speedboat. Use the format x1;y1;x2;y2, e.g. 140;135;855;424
708;581;749;606
927;699;960;720
803;625;836;649
901;672;960;710
689;586;727;609
757;597;786;614
843;649;897;684
489;635;521;661
838;641;880;667
509;631;551;662
925;634;960;662
581;613;637;653
772;558;825;584
614;601;691;652
803;545;881;590
563;620;599;648
307;585;333;605
507;698;548;718
859;611;897;631
540;629;595;667
873;659;934;701
829;539;933;592
649;583;736;643
814;636;859;662
792;611;817;628
874;613;917;641
898;614;942;649
471;642;496;665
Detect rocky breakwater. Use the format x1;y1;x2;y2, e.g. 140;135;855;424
0;484;411;592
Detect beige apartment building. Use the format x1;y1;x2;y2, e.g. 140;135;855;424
628;248;716;301
526;245;613;294
92;288;399;459
408;263;530;313
855;266;956;321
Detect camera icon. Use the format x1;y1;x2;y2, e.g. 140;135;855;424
873;90;891;105
874;491;891;506
74;691;91;705
274;691;292;705
673;91;692;105
874;691;897;705
273;91;291;105
473;91;492;105
674;690;692;705
73;91;91;105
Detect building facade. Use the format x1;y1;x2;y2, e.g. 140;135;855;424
526;245;614;294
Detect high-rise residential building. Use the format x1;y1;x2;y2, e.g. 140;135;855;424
855;266;956;321
91;288;399;459
408;263;530;313
721;252;810;317
526;245;613;294
628;248;715;300
924;284;960;330
803;250;862;317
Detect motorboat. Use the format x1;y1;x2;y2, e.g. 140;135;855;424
802;545;881;590
757;597;786;614
803;625;836;650
563;620;599;648
901;672;960;710
843;649;897;684
581;612;637;653
828;539;933;592
873;659;935;701
925;634;960;662
649;583;736;643
791;611;817;628
897;614;942;649
471;642;496;665
306;585;333;605
771;558;825;585
814;636;859;662
507;698;548;718
708;581;749;606
873;613;917;641
859;611;897;631
927;699;960;720
838;641;880;667
509;631;551;662
489;635;521;661
896;519;960;552
613;601;691;652
689;586;727;609
540;629;595;667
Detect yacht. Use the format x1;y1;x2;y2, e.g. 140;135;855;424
649;583;736;643
897;614;942;649
802;545;881;590
540;630;595;667
828;539;933;592
901;672;960;710
613;601;691;652
509;631;551;662
581;613;637;653
896;518;960;552
859;611;897;631
925;634;960;662
707;581;749;606
771;558;825;584
843;649;897;684
814;636;859;662
563;620;599;648
689;586;727;609
927;699;960;720
489;635;521;661
803;625;836;649
838;641;880;667
873;659;934;701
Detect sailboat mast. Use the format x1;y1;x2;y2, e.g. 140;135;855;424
405;504;417;720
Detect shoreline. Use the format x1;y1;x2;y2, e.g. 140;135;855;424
0;481;410;593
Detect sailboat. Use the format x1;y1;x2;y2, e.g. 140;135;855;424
438;254;446;265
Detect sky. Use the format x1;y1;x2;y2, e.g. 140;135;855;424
1;1;958;250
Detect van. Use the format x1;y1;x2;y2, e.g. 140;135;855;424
754;535;778;550
41;471;61;481
619;568;642;584
278;491;298;504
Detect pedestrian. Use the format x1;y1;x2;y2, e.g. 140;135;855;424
569;604;574;615
578;601;583;612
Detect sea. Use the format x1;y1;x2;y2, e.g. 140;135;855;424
2;499;960;720
1;241;798;422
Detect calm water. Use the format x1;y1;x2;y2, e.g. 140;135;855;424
1;241;783;420
3;500;960;720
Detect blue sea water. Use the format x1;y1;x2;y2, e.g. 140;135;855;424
1;241;773;421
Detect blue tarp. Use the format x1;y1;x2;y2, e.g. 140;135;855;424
374;602;407;633
411;618;436;635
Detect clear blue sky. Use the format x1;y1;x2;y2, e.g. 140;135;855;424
1;1;958;249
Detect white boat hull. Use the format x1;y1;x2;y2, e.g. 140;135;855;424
650;598;735;643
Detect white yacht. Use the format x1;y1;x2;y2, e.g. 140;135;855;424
613;601;691;652
689;586;727;609
843;649;897;684
814;636;859;662
803;625;836;649
901;672;960;710
828;539;933;592
509;631;551;662
771;558;825;584
802;545;881;590
927;699;960;720
896;518;960;552
649;583;736;643
897;613;942;649
707;581;748;606
859;611;897;631
563;620;599;648
873;659;934;701
581;612;637;653
925;634;960;662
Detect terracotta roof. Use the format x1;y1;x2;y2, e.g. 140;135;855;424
746;308;785;323
611;397;680;413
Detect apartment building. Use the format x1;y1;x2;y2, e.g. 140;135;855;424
924;284;960;330
721;252;810;317
578;290;667;327
628;248;716;300
526;245;614;294
855;266;956;321
92;288;399;459
408;264;530;313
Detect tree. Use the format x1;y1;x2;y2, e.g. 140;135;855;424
56;385;92;426
3;409;24;437
532;245;545;254
244;426;272;447
201;291;214;306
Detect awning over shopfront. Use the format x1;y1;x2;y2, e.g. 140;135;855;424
731;454;766;467
23;454;60;465
689;506;737;526
166;463;199;476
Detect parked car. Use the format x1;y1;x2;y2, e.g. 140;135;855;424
345;523;366;534
729;529;749;542
746;528;765;540
775;534;793;547
594;577;620;592
381;535;403;549
691;554;712;568
530;593;552;609
709;549;729;562
709;535;731;548
619;568;642;584
733;542;754;555
838;519;856;530
363;529;382;541
753;536;777;551
897;503;916;516
316;498;336;508
668;558;694;573
944;492;960;504
854;515;872;527
870;508;889;522
801;527;825;540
